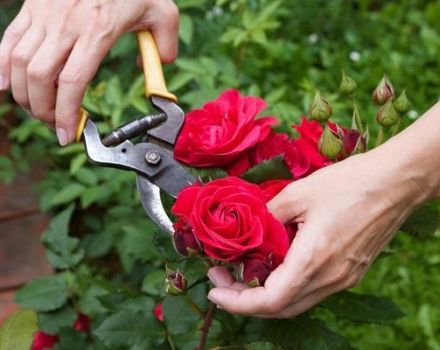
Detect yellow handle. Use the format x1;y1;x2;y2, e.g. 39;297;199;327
137;31;177;102
75;108;89;142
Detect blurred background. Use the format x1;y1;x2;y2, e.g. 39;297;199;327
1;0;440;349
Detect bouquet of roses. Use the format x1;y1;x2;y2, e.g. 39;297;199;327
168;73;410;287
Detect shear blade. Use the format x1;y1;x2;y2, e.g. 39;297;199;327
136;175;174;235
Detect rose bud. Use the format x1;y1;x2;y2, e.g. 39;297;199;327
173;219;201;256
342;129;366;156
318;125;343;160
238;255;272;287
393;89;411;113
310;90;332;122
376;100;399;128
153;304;164;322
165;267;187;295
73;312;91;332
339;70;357;95
31;332;58;350
372;75;395;105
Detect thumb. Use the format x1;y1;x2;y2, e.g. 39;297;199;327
266;180;307;224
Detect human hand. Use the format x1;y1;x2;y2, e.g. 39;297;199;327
206;148;431;318
0;0;178;145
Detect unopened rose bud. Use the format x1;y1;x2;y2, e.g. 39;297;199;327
238;256;271;287
153;304;164;322
73;313;90;332
165;267;187;295
173;219;201;256
372;75;395;105
339;70;357;95
318;125;343;159
310;90;332;122
342;129;366;156
393;89;411;113
376;100;399;127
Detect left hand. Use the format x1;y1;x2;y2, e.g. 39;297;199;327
206;148;428;318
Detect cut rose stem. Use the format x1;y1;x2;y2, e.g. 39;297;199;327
197;302;216;350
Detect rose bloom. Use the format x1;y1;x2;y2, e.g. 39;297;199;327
172;177;290;264
226;132;310;178
174;89;277;167
31;332;58;350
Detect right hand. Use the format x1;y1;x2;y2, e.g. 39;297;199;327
0;0;179;145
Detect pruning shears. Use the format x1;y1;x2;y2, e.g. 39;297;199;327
75;31;196;235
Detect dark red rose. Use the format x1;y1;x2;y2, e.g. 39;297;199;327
172;177;290;263
259;179;292;202
240;254;272;286
73;312;90;332
293;117;332;173
174;89;277;167
31;332;58;350
153;304;164;322
173;218;201;256
226;132;310;179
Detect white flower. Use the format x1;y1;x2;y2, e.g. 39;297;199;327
408;109;418;119
349;51;361;62
308;33;319;44
206;6;224;19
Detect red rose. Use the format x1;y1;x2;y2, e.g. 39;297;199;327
153;304;164;322
73;312;91;332
174;89;277;167
172;177;289;263
293;117;332;173
31;332;58;350
226;132;310;179
259;179;292;202
341;128;365;156
240;254;272;286
173;218;201;256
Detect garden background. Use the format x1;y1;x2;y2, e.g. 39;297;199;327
1;0;440;349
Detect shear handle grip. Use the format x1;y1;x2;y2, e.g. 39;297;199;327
137;31;177;102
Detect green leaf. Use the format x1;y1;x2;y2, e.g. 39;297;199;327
41;205;84;269
15;275;68;312
98;292;154;313
0;310;38;350
38;306;76;334
321;291;405;323
163;295;200;335
179;14;194;45
400;204;440;237
241;156;292;183
142;269;166;296
186;166;228;183
94;311;164;348
253;315;353;350
49;183;85;206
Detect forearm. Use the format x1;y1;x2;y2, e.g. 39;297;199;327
367;101;440;207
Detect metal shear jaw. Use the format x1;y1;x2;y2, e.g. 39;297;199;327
82;119;195;235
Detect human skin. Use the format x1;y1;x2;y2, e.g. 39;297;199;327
207;101;440;318
0;0;179;145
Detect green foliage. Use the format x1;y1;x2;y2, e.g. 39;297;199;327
2;0;440;349
0;310;38;350
15;275;68;312
241;156;292;183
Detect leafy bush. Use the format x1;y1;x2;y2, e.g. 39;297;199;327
1;0;440;349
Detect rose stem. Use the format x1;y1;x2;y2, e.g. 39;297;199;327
375;126;386;147
197;302;216;350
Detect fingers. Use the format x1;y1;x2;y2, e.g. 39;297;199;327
55;33;115;145
27;35;75;123
149;1;179;63
0;6;31;90
267;180;307;223
10;26;46;109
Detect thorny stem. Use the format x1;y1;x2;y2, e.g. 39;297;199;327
197;302;217;350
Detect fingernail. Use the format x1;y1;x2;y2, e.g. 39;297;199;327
56;127;69;146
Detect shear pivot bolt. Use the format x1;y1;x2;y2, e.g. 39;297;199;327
145;151;161;165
